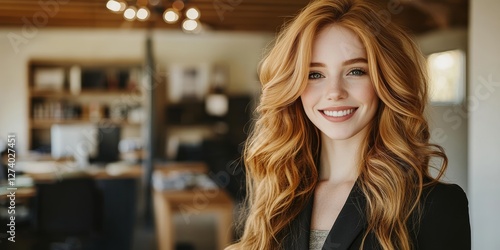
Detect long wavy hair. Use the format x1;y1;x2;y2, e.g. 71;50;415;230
227;0;447;249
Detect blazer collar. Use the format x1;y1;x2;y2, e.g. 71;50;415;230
283;182;367;250
323;183;367;249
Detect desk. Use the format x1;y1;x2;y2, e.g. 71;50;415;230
4;160;143;250
153;162;234;250
0;186;36;200
15;161;142;183
1;161;141;200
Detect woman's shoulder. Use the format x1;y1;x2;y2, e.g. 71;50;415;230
421;181;468;207
414;181;471;250
419;181;469;225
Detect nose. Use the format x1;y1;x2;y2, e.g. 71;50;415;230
326;78;347;101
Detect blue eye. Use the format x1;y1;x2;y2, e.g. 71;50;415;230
348;68;366;76
308;72;324;79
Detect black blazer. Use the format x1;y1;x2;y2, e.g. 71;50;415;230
282;182;471;250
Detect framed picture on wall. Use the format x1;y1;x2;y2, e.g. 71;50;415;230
167;63;211;103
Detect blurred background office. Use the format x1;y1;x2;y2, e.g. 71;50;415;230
0;0;499;249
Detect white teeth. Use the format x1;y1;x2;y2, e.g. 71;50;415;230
323;109;355;117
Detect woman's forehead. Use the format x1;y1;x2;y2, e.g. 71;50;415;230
312;24;367;62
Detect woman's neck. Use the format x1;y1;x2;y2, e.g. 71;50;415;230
319;130;366;184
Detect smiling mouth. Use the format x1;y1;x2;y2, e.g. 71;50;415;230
321;108;357;118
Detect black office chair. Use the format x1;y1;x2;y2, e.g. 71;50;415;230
34;177;103;250
201;138;246;202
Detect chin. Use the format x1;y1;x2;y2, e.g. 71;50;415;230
322;132;355;141
321;127;370;142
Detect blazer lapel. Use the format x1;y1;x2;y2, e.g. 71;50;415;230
282;195;314;249
322;183;367;250
282;183;368;250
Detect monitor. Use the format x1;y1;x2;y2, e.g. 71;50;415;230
51;124;98;168
90;126;121;164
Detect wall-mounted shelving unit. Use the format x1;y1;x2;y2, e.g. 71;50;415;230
27;59;144;154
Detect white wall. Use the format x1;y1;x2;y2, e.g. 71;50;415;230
417;29;469;191
0;28;273;154
469;0;500;249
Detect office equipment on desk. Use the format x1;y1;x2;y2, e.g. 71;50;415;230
152;170;218;191
103;161;140;176
118;137;144;163
90;126;121;165
51;124;98;168
17;160;68;173
51;124;124;169
17;160;91;184
153;162;234;250
16;160;142;183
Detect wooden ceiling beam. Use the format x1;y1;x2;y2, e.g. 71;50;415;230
0;0;469;33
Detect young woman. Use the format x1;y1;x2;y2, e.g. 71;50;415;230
227;0;471;249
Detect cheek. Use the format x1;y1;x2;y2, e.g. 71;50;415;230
364;89;378;106
359;84;379;114
300;88;311;108
367;86;378;106
300;88;318;120
300;86;320;108
355;82;377;104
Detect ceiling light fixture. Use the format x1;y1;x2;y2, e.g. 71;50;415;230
123;6;137;21
106;0;121;12
163;8;180;23
185;7;200;20
136;7;150;21
182;19;198;31
105;0;202;33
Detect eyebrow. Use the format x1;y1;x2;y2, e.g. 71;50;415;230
342;57;368;66
309;57;368;68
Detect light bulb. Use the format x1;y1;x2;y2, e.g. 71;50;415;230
124;6;137;20
163;8;179;23
106;0;121;12
182;19;198;32
136;7;150;21
186;7;200;20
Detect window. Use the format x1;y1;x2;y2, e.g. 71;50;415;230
427;49;465;104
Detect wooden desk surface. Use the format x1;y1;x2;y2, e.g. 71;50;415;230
156;188;233;213
153;162;235;250
154;189;234;250
0;186;37;200
154;161;208;174
18;161;143;183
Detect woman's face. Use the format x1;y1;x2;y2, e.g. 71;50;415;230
301;24;379;141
